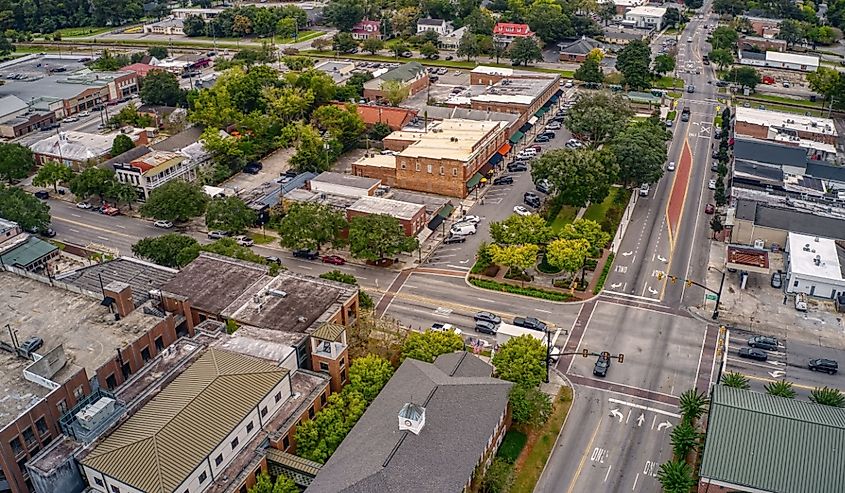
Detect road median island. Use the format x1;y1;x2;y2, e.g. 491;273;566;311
468;276;576;302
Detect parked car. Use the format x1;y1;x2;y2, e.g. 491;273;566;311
321;255;346;265
19;336;43;356
808;358;838;374
704;203;715;214
235;235;254;247
208;230;229;239
34;190;49;200
535;134;551;143
431;323;461;335
154;220;173;229
475;320;498;335
795;292;808;311
593;354;611;377
524;192;541;208
513;205;532;216
514;316;547;332
443;234;466;244
493;176;514;185
536;179;553;194
243;162;263;174
293;249;319;260
458;215;481;225
265;256;282;265
101;206;120;216
738;347;768;361
771;272;782;288
76;201;92;209
507;162;528;172
748;335;779;351
686;85;695;93
539;131;556;139
545;121;562;130
79;110;90;117
475;311;502;325
639;183;650;197
708;179;717;190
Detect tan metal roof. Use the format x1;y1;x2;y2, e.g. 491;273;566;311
311;323;346;342
82;348;289;493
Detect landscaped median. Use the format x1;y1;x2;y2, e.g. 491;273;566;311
468;276;575;302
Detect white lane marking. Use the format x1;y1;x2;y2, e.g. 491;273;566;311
97;236;109;241
607;398;682;418
476;297;497;303
71;213;81;218
69;228;80;233
535;309;552;314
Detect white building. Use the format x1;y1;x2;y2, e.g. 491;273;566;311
785;232;845;299
623;6;667;29
309;171;381;198
417;18;452;36
171;7;224;19
738;50;819;72
440;26;467;50
143;17;184;35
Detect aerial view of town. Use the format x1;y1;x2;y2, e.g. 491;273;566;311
0;0;844;491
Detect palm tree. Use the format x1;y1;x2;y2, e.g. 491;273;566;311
765;379;796;399
670;421;700;460
810;386;845;408
678;389;709;424
721;371;750;389
657;460;697;493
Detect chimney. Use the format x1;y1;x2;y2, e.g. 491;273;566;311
398;402;425;435
104;281;135;317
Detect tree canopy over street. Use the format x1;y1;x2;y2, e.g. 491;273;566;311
0;186;50;232
277;202;348;251
348;214;419;261
531;148;617;208
205;196;257;234
140;181;209;222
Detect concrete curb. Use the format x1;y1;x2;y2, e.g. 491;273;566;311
536;368;577;491
461;271;597;306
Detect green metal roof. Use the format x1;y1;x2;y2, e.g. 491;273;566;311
380;61;425;82
700;385;845;493
509;130;524;144
0;236;57;268
466;172;483;189
534;107;547;117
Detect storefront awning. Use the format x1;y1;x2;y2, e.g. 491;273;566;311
466;172;483;189
498;143;512;155
550;89;563;102
519;122;532;133
428;203;455;229
535;107;548;117
488;153;503;165
528;116;538;125
509;131;524;144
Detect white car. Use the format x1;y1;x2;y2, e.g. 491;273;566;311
564;80;574;88
76;201;92;209
154;220;173;229
518;148;538;158
708;179;717;190
513;205;532;216
79;110;90;117
450;223;477;236
235;235;254;247
667;161;676;171
639;183;650;197
545;122;562;130
62;116;79;123
457;215;481;225
431;323;462;336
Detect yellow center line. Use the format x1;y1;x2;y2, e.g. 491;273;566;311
742;373;824;391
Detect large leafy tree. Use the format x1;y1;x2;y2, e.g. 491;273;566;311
0;186;50;232
106;181;139;210
362;38;384;55
457;29;481;61
559;219;611;254
69;167;117;200
564;92;634;145
140;180;209;222
726;66;761;91
332;32;359;53
0;143;35;184
545;238;589;274
489;214;554;245
711;26;739;52
131;234;201;268
526;0;573;43
610;120;668;187
402;330;464;363
265;86;315;124
348;354;394;404
347;214;419;261
488;243;539;278
573;57;604;83
508;37;543;66
531;148;616;208
777;19;805;48
492;335;548;387
653;54;675;76
111;134;135;157
295;389;367;463
380;80;411;106
32;161;73;192
248;473;297;493
140;70;187;107
807;66;841;102
509;384;552;426
277;202;347;251
615;39;652;90
708;48;734;70
205;196;257;234
289;124;340;173
312;104;366;151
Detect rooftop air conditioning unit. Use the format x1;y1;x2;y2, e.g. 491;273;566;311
268;289;287;298
76;397;116;431
754;239;765;249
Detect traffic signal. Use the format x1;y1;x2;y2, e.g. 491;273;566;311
582;349;589;358
617;353;624;363
669;276;677;284
601;351;610;358
656;272;665;280
686;279;694;287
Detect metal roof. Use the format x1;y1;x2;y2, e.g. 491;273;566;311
700;385;845;493
0;235;57;268
312;323;345;342
82;348;289;493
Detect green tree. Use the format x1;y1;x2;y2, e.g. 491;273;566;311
509;384;552;426
489;214;555;245
324;0;365;31
657;460;697;493
508;37;543;66
527;0;573;43
276;17;298;39
147;46;168;59
777;18;805;48
610;119;668;187
348;354;395;403
402;330;464;363
32;161;73;192
140;180;208;222
711;26;739;52
810;386;845;407
564;92;634;145
653;54;675;76
457;29;480;61
131;234;201;268
380;79;411;106
615;39;652;89
69;167;116;200
482;458;514;493
488;243;539;279
106;181;138;210
560;219;611;253
312;104;366;151
420;41;439;58
319;270;373;309
277;202;347;251
708;48;734;70
348;214;419;260
289;124;338;173
807;25;839;46
531;148;616;208
573;57;604;84
295;389;367;463
670;420;700;460
709;214;723;239
764;379;797;399
678;389;709;424
248;473;298;493
0;143;35;184
545;238;589;274
205;196;257;234
807;66;841;101
727;66;761;91
714;0;746;15
492;335;548;387
283;56;314;72
714;177;727;207
183;14;206;36
362;38;384;55
0;185;50;232
264;86;315;124
332;32;359;53
721;371;751;390
664;6;681;26
111;134;135;157
391;41;411;58
140;70;187;107
598;1;616;26
369;121;392;141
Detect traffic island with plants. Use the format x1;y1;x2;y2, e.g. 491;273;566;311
657;388;710;493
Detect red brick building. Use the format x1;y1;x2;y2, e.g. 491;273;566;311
346;196;428;236
362;62;429;103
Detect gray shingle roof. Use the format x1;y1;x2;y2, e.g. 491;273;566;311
734;199;845;240
432;351;493;377
700;385;845;493
306;353;512;493
151;125;204;152
58;257;177;306
733;138;809;168
558;37;601;55
805;161;845;183
380;62;425;83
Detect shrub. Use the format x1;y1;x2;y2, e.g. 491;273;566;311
469;277;574;301
536;253;563;274
593;253;614;294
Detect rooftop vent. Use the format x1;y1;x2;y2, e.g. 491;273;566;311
803;244;811;251
268;289;287;298
814;255;822;266
398;402;425;435
297;316;307;323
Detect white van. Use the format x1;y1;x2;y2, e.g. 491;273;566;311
450;223;477;236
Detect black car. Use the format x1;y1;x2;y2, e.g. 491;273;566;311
748;335;779;351
40;227;56;238
243;162;263;174
540;131;556;138
265;256;282;265
493;176;514;185
474;311;502;325
293;249;319;260
738;347;768;361
443;234;466;244
475;320;499;335
593;354;611;377
507;163;528;172
535;135;550;143
34;190;49;200
524;195;541;208
514;316;547;332
809;358;838;374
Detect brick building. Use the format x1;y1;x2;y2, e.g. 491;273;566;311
734;107;837;146
346;196;428;236
739;35;787;52
558;36;602;62
362;62;429;103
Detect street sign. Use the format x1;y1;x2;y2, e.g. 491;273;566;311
706;294;717;301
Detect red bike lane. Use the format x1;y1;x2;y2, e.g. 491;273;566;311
667;139;693;245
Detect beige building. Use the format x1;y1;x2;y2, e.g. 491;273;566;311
734;107;837;146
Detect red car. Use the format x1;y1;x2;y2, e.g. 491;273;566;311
321;255;346;265
704;203;715;214
528;144;542;151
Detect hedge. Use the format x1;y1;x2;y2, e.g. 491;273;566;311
593;253;615;295
469;277;574;301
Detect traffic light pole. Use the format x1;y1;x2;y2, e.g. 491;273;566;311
661;272;725;319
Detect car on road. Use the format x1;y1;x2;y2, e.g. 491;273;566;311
639;183;650;197
687;85;695;93
513;205;532;216
771;272;782;288
475;320;498;335
265;256;282;264
62;116;79;123
293;249;320;260
321;255;346;265
564;80;574;88
458;215;481;225
76;201;92;209
748;335;779;351
234;235;254;247
493;176;514;185
809;358;838;374
437;67;448;75
704;203;715;214
450;223;477;236
79;110;91;117
19;336;43;356
208;230;230;239
101;206;120;216
34;190;49;200
154;220;173;229
665;120;673;128
474;311;502;325
738;347;768;361
514;316;547;332
431;323;462;335
708;178;717;190
443;234;466;244
667;161;676;171
593;354;611;377
507;162;528;172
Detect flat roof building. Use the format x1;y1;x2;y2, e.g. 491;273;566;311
730;199;845;246
623;5;667;29
347;196;428;236
785;232;845;299
31;128;151;169
738;50;819;72
308;171;381;198
734;106;837;145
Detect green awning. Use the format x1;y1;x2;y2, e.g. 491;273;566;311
535;107;547;117
437;203;455;218
466;172;483;189
509;131;524;144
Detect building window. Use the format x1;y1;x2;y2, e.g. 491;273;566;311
400;163;406;170
22;427;36;446
106;374;117;390
415;163;420;171
9;437;22;455
57;400;68;414
154;336;164;351
452;168;458;176
340;369;346;383
199;471;208;483
794;280;799;287
35;417;48;435
309;405;315;419
283;434;290;450
215;454;223;466
74;385;85;400
439;166;444;175
261;406;268;417
246;421;254;433
321;392;327;406
319;362;329;371
274;392;282;403
427;164;432;173
231;437;239;450
141;347;151;362
111;486;120;493
94;478;104;487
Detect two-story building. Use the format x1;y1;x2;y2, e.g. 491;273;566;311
492;22;534;45
417;18;452;36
